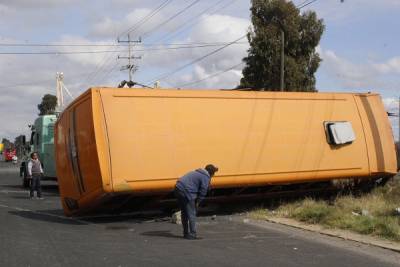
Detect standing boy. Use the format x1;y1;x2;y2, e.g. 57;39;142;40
27;152;44;199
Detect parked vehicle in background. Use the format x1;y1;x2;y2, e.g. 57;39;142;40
20;115;57;187
0;143;3;161
4;148;16;162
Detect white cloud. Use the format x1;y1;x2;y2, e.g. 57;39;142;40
305;0;400;23
373;57;400;74
383;97;399;112
53;35;119;67
140;14;249;88
0;0;399;141
90;8;167;39
0;34;124;139
317;46;400;91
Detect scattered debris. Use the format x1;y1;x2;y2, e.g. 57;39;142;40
243;218;250;223
351;211;360;216
394;208;400;216
171;211;182;225
243;234;257;239
361;209;370;217
293;247;298;250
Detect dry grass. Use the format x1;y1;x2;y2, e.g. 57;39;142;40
249;176;400;242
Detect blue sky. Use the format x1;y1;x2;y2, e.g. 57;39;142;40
0;0;398;140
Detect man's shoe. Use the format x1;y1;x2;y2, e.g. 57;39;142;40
184;235;202;240
38;197;44;200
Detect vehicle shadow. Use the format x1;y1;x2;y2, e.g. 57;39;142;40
79;212;172;224
5;190;334;227
8;207;173;226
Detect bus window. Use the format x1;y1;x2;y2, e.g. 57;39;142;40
68;109;85;194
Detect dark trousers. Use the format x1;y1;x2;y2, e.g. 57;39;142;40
30;174;42;198
174;188;197;237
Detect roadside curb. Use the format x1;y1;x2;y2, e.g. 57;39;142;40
243;217;400;253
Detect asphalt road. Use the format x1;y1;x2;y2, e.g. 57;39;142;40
0;161;399;267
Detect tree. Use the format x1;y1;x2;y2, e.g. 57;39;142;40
240;0;324;91
38;94;57;115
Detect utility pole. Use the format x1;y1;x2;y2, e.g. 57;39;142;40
280;29;285;92
117;34;141;87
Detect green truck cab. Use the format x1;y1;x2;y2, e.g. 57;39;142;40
20;115;57;187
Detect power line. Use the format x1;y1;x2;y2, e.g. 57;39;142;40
177;62;244;88
0;41;245;47
298;0;319;9
85;2;174;87
163;0;239;43
82;43;119;88
0;43;126;47
145;34;247;85
0;50;123;55
85;52;117;87
140;0;201;39
153;0;232;44
296;0;311;8
82;42;246;87
0;43;248;55
98;60;121;85
118;0;173;38
0;72;93;89
166;0;320;88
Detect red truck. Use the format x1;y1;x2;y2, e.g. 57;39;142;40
4;148;16;162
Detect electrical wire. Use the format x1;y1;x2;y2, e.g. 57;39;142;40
86;1;173;88
0;41;245;47
0;43;125;47
118;0;173;38
168;0;321;88
0;50;122;55
145;34;247;85
0;72;93;89
152;0;231;43
0;43;248;55
176;62;244;88
298;0;319;9
140;0;201;39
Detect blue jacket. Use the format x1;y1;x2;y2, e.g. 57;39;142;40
176;168;211;202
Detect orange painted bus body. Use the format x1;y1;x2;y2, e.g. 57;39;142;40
55;88;397;216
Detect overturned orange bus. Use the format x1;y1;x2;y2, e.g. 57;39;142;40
55;88;398;216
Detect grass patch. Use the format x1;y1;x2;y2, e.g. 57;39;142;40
249;176;400;242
